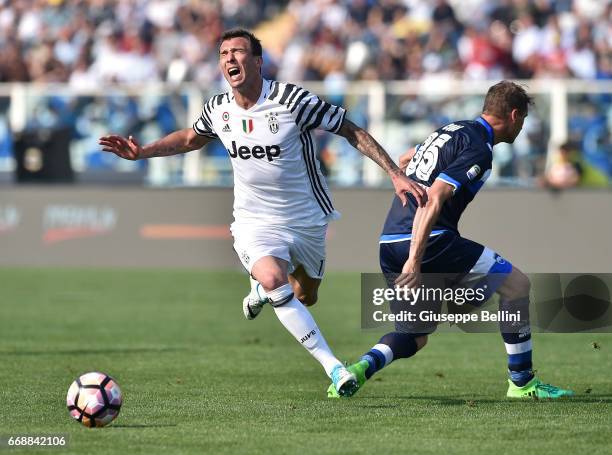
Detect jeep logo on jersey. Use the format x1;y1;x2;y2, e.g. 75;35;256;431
242;119;254;134
228;141;281;161
266;113;279;134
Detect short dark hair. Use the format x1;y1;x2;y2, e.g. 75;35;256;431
219;28;262;57
482;81;534;117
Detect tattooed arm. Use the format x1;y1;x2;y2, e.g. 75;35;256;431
99;128;211;161
336;118;427;206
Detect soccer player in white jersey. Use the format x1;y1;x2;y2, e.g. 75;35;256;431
99;28;426;397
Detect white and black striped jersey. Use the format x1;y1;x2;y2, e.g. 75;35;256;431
193;79;346;227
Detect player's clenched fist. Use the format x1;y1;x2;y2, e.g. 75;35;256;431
99;135;142;161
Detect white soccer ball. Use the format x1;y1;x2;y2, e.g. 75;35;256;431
66;372;123;428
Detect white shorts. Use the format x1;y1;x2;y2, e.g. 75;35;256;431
231;223;327;279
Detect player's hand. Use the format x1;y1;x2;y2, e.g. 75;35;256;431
99;135;143;161
395;260;421;289
391;172;427;207
398;147;416;173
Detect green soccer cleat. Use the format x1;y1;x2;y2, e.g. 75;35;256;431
506;377;575;399
327;360;369;398
326;383;338;398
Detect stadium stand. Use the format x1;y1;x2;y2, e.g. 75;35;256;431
0;0;609;185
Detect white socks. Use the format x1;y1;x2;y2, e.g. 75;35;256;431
266;283;341;377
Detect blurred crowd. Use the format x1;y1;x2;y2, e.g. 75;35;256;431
0;0;609;187
0;0;286;86
0;0;609;86
281;0;611;82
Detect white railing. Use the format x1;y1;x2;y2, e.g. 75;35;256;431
0;79;610;186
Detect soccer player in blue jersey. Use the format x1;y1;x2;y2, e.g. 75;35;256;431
328;81;574;399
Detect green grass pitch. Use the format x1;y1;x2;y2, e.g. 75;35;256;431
0;268;610;454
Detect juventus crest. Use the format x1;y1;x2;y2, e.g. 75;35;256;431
266;113;279;134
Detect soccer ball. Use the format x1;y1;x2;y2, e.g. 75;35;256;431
66;372;122;428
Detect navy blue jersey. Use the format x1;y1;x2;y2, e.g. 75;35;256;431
382;117;494;236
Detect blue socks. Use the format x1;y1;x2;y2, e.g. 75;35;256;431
500;296;534;386
502;331;534;386
361;298;535;388
361;332;418;379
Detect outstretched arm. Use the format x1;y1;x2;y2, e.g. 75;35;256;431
336;119;426;206
99;128;212;161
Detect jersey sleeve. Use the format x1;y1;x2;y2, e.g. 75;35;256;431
290;89;346;133
436;145;492;194
192;96;219;139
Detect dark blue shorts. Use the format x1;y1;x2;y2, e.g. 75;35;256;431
379;230;513;334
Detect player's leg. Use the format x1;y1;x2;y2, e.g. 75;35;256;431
353;235;458;380
259;224;358;396
242;230;324;318
495;265;534;387
328;328;429;399
250;255;358;396
327;234;453;398
233;225;274;321
355;332;429;382
243;264;320;320
459;245;534;392
288;265;321;307
462;242;573;398
496;265;574;398
286;224;328;307
329;317;431;398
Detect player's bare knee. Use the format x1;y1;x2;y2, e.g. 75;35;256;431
500;269;531;301
257;274;287;293
517;272;531;297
